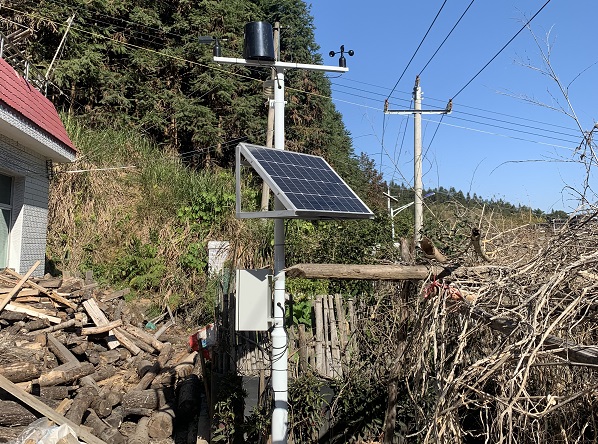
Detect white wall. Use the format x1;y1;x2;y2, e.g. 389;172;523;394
0;133;50;276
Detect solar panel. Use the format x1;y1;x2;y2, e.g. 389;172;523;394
236;143;374;219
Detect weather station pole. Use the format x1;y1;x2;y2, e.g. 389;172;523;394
384;75;451;248
207;22;350;444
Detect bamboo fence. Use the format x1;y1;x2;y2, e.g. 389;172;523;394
214;294;358;379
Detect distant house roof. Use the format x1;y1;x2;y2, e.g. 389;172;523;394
0;57;76;155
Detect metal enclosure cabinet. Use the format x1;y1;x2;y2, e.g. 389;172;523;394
235;269;272;331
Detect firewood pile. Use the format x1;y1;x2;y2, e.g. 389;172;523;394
0;263;207;444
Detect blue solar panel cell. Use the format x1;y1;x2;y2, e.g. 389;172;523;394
238;143;374;219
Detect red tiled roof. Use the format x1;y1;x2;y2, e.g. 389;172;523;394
0;57;76;152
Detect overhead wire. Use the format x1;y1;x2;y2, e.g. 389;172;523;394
382;0;448;161
419;0;477;76
386;0;448;99
451;0;553;100
332;76;580;132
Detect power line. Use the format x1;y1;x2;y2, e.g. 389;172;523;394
451;0;553;100
418;0;477;76
387;0;449;99
329;84;580;142
332;76;580;133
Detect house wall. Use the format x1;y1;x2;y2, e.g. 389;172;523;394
0;133;49;276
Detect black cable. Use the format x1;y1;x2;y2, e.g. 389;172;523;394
332;77;579;132
451;0;552;100
419;0;477;76
387;0;449;99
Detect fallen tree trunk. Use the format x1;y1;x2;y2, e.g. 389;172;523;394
285;263;502;280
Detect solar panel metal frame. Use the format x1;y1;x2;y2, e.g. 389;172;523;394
236;142;374;220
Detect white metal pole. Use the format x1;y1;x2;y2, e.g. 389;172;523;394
271;69;288;444
413;76;423;246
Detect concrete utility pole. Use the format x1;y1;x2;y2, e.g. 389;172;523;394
385;75;451;247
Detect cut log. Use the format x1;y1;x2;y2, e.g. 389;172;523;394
147;409;174;439
136;359;153;378
0;361;43;383
146;386;174;439
0;373;108;444
47;333;80;367
83;299;119;349
134;342;173;391
80;319;123;336
36;361;95;387
90;365;117;383
0;260;40;312
30;385;72;400
127;416;150;444
122;389;166;411
22;318;51;332
83;408;126;444
29;318;79;335
0;288;39;296
35;277;63;288
112;328;144;355
0;399;37;426
65;386;97;425
0;425;29;441
122;324;165;352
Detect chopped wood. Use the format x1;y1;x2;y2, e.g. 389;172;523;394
112;328;142;355
47;333;80;366
0;271;194;442
128;416;150;444
80;319;123;336
122;323;165;352
122;389;167;411
0;260;40;312
4;267;78;310
30;318;79;335
36;362;95;387
0;399;38;426
65;386;97;425
0;373;108;444
35;277;63;288
5;302;61;323
83;299;119;349
134;342;173;391
0;361;43;383
83;408;125;444
0;288;39;296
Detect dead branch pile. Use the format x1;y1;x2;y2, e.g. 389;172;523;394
403;212;598;442
0;266;206;444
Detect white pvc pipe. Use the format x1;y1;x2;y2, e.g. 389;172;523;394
271;70;288;444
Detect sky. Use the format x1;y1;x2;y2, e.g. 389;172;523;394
307;1;597;213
